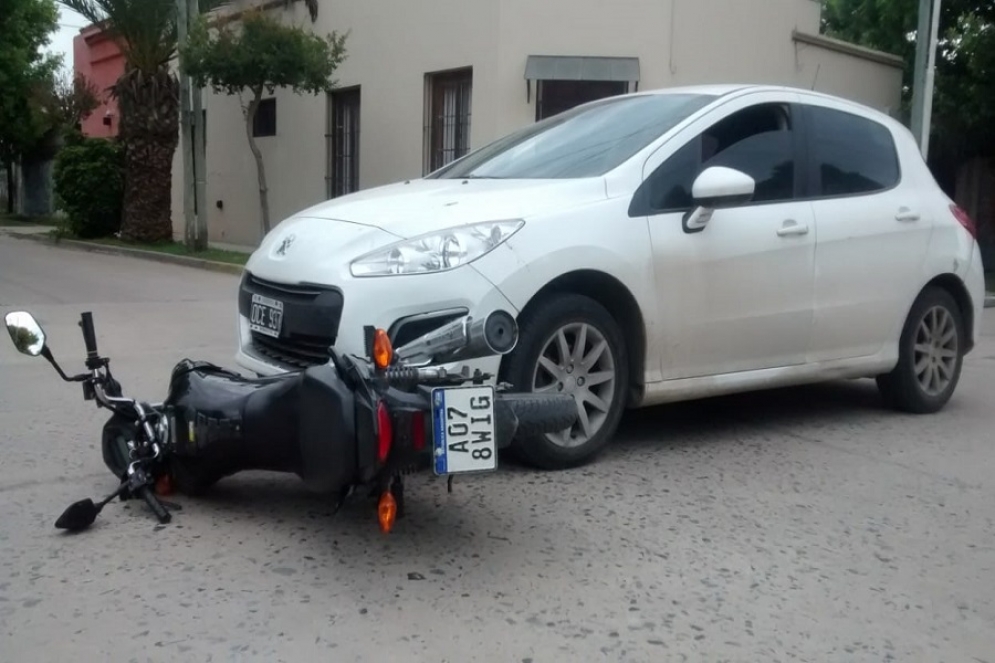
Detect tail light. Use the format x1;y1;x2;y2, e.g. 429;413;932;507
411;410;426;452
376;400;392;463
950;204;977;239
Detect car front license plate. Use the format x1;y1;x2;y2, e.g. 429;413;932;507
431;385;497;475
249;293;284;339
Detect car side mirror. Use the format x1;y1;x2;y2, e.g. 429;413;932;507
682;166;756;233
5;311;47;357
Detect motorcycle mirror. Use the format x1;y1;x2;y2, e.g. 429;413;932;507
5;311;47;357
55;498;101;532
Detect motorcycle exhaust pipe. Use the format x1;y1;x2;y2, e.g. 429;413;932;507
394;310;519;365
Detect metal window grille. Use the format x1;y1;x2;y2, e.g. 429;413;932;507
427;68;472;173
326;87;360;198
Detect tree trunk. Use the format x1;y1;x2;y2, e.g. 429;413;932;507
113;66;180;243
245;90;271;236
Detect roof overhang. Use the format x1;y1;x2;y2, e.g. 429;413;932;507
524;55;641;102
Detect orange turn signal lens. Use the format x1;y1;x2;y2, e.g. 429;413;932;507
373;328;393;369
378;491;397;533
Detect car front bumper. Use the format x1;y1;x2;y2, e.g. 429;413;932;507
234;265;519;379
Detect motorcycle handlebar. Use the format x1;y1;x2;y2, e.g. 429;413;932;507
80;312;99;358
138;485;171;524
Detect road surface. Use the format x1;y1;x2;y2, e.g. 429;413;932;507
1;235;994;662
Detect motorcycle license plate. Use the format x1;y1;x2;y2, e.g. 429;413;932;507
249;294;284;339
431;385;497;475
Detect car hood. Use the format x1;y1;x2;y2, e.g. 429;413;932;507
282;177;608;238
246;177;608;284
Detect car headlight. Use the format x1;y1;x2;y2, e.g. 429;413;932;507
349;219;525;277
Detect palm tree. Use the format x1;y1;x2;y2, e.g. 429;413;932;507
64;0;320;243
60;0;183;242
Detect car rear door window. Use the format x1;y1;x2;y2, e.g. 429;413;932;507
806;106;900;197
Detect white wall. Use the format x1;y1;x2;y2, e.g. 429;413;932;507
171;0;902;248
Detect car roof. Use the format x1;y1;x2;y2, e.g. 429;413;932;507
633;83;905;133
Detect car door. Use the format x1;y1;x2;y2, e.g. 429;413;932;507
630;93;817;380
798;99;935;362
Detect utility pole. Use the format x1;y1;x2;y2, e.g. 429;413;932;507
177;0;195;248
176;0;207;250
189;0;207;250
910;0;943;160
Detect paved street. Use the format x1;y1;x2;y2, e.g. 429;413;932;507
1;234;994;662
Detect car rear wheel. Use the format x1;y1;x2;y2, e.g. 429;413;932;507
500;293;628;470
876;285;965;414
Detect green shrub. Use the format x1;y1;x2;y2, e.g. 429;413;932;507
53;137;124;239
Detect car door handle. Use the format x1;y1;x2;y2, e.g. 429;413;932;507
777;220;809;237
895;207;921;222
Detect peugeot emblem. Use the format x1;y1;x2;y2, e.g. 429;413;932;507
276;233;296;256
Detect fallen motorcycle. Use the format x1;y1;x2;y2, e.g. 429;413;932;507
4;308;576;533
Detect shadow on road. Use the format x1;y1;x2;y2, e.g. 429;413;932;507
613;376;887;452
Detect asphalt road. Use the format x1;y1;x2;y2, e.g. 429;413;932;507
1;234;994;662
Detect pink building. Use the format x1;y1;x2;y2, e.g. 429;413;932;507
72;24;125;137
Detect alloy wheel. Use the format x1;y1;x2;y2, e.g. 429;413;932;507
530;322;616;448
913;305;959;396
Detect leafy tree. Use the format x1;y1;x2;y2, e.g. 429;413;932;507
0;0;60;212
180;9;347;235
47;71;103;137
822;0;995;171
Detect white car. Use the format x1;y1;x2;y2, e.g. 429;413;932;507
236;84;986;470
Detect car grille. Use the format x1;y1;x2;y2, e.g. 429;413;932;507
239;273;344;371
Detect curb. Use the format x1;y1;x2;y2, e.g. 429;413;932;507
986;294;995;309
6;231;246;276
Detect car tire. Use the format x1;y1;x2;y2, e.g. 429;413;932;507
876;285;965;414
500;293;629;470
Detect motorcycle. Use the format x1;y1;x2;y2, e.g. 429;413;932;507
4;308;576;534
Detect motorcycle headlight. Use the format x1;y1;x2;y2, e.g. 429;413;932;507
349;220;525;277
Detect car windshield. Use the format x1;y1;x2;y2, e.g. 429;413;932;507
428;93;716;180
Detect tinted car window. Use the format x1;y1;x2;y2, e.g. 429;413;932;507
428;93;716;180
702;130;795;203
807;106;900;197
637;103;797;214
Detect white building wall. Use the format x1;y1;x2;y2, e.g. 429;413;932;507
171;0;902;248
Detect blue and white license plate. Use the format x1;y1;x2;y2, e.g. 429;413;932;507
431;385;497;475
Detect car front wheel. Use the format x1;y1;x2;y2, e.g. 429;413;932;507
877;285;966;414
500;293;629;470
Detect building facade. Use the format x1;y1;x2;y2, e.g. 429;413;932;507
170;0;905;248
72;24;125;138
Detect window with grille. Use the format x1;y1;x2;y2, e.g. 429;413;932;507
326;87;360;198
425;68;472;173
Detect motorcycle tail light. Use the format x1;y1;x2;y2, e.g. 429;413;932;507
411;410;426;451
376;400;392;463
